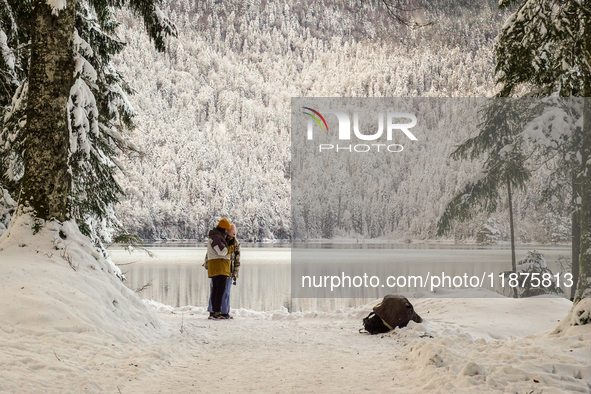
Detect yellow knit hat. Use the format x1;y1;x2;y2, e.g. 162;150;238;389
217;218;231;230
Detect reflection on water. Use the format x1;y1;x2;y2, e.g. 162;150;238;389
122;262;291;311
110;245;571;312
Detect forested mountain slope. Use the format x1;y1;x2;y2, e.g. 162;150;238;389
114;0;566;242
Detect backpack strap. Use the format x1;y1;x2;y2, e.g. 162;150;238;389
360;311;375;334
380;318;394;330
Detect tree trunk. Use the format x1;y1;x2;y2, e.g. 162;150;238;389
507;173;517;298
571;171;581;300
575;95;591;302
575;11;591;303
17;0;77;222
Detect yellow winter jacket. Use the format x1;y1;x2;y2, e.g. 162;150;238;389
207;258;231;277
206;227;234;277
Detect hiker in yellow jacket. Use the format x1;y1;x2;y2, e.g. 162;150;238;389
204;224;240;319
206;218;234;319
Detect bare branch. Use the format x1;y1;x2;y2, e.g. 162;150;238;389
134;278;155;293
59;244;79;271
381;0;434;28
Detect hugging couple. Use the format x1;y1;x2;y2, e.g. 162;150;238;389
203;218;241;320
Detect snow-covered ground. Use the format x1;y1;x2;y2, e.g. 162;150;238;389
122;295;590;394
1;216;590;393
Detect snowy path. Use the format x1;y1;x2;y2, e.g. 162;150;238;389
2;296;591;393
118;312;408;393
116;296;591;394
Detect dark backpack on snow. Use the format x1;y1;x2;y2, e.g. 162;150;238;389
361;311;390;335
360;294;422;335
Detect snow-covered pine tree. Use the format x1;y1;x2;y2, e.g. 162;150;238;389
501;250;564;298
0;1;28;234
68;2;135;251
495;0;591;301
0;1;176;263
437;99;535;297
496;0;586;97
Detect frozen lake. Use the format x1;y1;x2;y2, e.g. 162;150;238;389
109;244;572;312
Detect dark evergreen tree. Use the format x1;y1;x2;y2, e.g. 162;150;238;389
0;1;176;257
437;99;535;297
0;1;31;203
494;0;591;302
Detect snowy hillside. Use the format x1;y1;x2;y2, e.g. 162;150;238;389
109;0;571;242
0;212;166;390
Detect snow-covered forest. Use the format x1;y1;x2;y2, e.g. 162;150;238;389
290;97;576;243
112;0;567;242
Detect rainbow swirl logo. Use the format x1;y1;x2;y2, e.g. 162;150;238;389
302;107;328;132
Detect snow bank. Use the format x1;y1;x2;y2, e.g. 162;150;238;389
0;213;163;342
0;214;170;392
380;294;591;393
552;298;591;338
